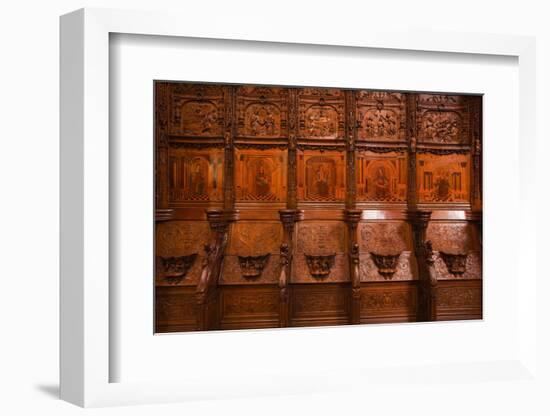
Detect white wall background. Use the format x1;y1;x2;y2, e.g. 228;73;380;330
1;0;548;415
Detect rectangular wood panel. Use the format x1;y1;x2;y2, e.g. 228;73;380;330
360;282;418;323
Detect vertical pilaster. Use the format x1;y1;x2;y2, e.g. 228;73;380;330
345;90;357;209
470;97;482;212
223;86;236;210
407;210;437;321
406;93;418;210
278;209;302;327
287;88;298;209
155;82;170;210
345;209;362;324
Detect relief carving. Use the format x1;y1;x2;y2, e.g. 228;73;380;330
292;288;348;314
294;222;347;283
361;290;416;311
172;100;222;136
156;221;210;285
360;108;398;138
359;222;410;253
298;90;344;140
359;251;416;281
158;254;198;284
304;254;336;279
304;105;339;138
437;286;481;308
438;252;467;276
222;290;279;316
421;111;462;143
356;91;405;141
297;222;346;254
237;253;271;279
417;94;469;144
370;252;402;280
220;254;280;285
433;251;481;280
245;104;281;137
228;221;283;255
426;223;473;253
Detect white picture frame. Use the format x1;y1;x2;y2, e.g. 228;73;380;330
60;7;538;408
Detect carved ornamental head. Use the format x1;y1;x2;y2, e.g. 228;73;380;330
158;253;198;284
370;252;401;279
238;253;271;279
305;253;336;279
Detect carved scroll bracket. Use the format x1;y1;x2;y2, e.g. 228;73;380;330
406;210;437;321
344;209;362;324
196;208;238;330
278;209;302;327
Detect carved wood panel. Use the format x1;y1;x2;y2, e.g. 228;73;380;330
436;280;482;320
236;86;288;138
356;151;407;202
155;286;197;332
169;83;225;137
358;222;416;281
298;88;345;140
360;282;418;323
156;221;210;286
290;283;349;326
417;94;471;145
221;221;284;284
297;150;346;202
219;286;280;329
417;153;470;203
356;91;406;142
234;149;287;202
167;148;224;204
427;222;481;280
293;221;347;283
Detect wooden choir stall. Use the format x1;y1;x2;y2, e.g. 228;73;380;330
154;82;483;332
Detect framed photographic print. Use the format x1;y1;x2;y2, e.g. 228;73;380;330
60;7;538;409
152;81;483;334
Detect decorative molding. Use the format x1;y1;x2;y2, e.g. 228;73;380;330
234;143;288;150
417;147;470;155
356;145;407;153
297;144;346;151
169;140;225;149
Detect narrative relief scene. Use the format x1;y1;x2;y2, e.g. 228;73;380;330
154;81;482;332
